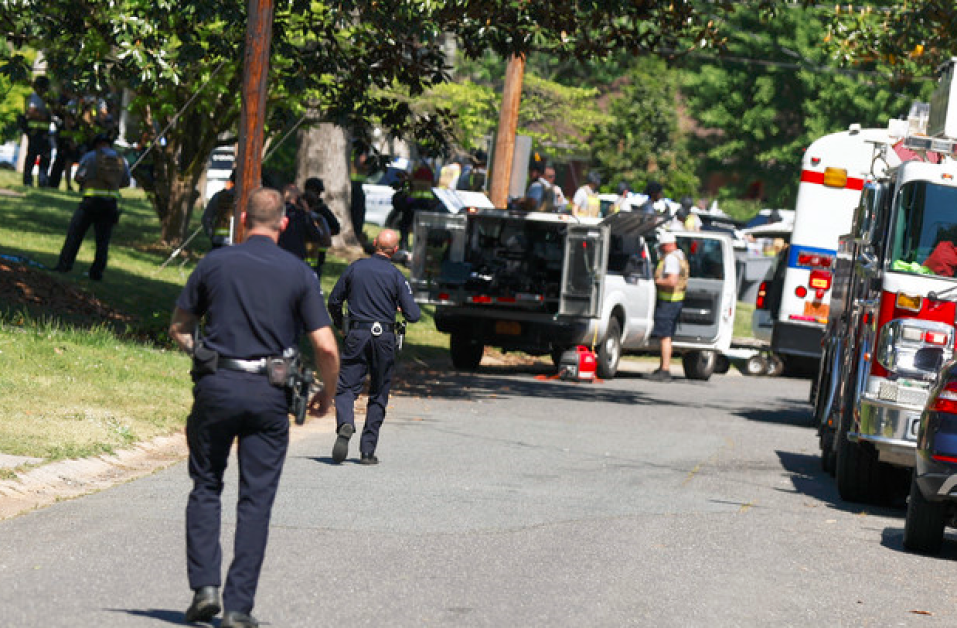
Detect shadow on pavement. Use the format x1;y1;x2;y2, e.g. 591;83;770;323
734;400;815;428
108;608;189;625
774;450;906;517
879;526;957;561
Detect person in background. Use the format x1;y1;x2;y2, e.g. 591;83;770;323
22;75;52;187
572;172;601;218
611;181;633;213
303;177;340;279
350;152;370;248
545;165;567;212
202;172;237;249
637;181;664;216
648;231;690;382
52;133;131;280
278;184;326;264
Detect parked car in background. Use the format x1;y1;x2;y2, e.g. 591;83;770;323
0;141;18;169
364;157;411;226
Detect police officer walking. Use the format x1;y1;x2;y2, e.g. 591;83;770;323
169;187;340;628
52;133;131;281
328;228;421;465
21;75;52;187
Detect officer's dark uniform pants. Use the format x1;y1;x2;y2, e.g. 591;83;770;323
55;197;120;280
185;370;289;616
335;329;395;455
48;143;79;190
23;131;51;187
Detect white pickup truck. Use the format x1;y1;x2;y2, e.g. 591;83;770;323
410;209;737;379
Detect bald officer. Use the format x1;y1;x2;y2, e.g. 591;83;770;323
327;229;421;465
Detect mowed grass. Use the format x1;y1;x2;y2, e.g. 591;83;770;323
0;169;447;464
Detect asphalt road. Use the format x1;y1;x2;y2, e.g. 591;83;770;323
2;362;957;627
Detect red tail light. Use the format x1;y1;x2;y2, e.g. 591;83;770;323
925;331;949;346
809;270;832;291
930;382;957;414
756;281;768;310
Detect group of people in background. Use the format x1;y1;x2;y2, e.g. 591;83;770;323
20;75;116;190
521;156;706;231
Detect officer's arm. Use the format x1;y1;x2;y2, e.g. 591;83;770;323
169;307;199;356
327;272;349;329
397;278;421;323
306;326;339;417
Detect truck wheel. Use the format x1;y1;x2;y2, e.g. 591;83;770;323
715;354;731;375
903;473;946;555
449;332;484;370
744;355;767;376
682;350;716;381
766;355;784;377
596;318;622;379
835;422;881;504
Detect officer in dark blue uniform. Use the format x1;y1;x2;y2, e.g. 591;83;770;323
327;228;421;465
169;187;340;628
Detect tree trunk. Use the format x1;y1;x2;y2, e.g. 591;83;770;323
296;123;359;248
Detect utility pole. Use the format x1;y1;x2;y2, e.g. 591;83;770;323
233;0;275;243
489;54;526;208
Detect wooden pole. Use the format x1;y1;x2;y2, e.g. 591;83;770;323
489;54;526;208
233;0;275;243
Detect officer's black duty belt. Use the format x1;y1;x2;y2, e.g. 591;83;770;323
219;357;268;374
349;321;395;335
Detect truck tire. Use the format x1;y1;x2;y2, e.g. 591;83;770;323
766;355;785;377
744;355;767;376
715;354;731;375
449;332;483;370
596;318;622;379
903;473;947;555
835;420;881;504
682;350;716;381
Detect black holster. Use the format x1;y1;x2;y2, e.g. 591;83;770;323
191;341;219;380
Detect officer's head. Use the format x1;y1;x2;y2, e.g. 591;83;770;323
304;177;324;195
657;230;677;253
92;133;112;148
644;181;663;200
373;229;400;257
244;187;287;238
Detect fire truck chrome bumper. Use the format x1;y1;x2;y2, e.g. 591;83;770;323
855;395;922;466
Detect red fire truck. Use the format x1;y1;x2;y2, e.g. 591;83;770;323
814;65;957;503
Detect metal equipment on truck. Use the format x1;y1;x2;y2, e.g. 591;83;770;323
814;59;957;504
410;208;736;380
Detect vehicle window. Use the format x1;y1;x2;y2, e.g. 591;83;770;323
679;238;725;280
890;181;957;278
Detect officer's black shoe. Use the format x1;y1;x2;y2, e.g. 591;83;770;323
332;423;354;463
359;453;379;465
220;610;259;628
185;585;221;623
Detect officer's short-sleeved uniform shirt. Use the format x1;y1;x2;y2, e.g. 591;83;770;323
327;255;421;327
176;235;330;359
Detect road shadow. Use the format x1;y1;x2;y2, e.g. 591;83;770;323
774;450;906;517
734;398;816;428
879;526;957;561
107;608;190;625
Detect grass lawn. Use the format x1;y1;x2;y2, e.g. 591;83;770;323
0;170;446;466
